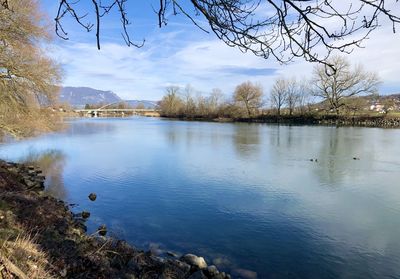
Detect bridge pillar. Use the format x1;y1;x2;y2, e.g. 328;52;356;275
88;110;98;117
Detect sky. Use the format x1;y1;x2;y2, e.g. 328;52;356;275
42;1;400;101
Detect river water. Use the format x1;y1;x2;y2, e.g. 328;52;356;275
1;117;400;279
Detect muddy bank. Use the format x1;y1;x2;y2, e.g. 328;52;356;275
0;160;231;279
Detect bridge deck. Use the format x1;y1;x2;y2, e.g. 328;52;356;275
75;108;157;112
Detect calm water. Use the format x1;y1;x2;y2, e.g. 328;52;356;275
1;117;400;279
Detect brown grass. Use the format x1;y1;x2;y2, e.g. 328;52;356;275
0;233;55;279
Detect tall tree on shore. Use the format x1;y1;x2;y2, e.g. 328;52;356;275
0;0;61;138
296;81;313;114
312;56;380;115
234;81;263;118
207;88;225;117
182;84;196;117
159;86;183;117
285;79;302;116
270;79;289;116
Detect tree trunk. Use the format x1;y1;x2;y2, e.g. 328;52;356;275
245;101;251;117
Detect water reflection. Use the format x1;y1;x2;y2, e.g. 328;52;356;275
21;150;66;199
312;127;374;187
162;121;230;150
165;122;180;146
65;120;116;136
232;123;260;158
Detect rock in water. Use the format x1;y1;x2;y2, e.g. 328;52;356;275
98;224;107;236
204;265;219;277
88;193;97;201
81;211;90;219
181;254;207;269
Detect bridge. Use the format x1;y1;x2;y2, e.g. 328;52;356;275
74;101;159;117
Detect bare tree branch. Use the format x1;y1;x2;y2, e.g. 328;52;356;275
55;0;144;49
312;55;381;115
51;1;400;65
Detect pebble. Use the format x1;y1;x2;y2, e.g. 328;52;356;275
98;224;107;236
81;211;90;219
166;251;179;258
204;265;219;277
181;254;207;269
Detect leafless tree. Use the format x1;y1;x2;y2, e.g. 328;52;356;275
159;86;183;116
195;93;208;116
160;85;230;118
285;78;302;116
312;56;380;115
182;84;196;117
234;81;263;117
296;81;313;114
134;103;146;110
270;78;289;116
0;0;61;138
42;0;400;67
208;88;225;117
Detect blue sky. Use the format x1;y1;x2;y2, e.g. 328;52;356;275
42;1;400;100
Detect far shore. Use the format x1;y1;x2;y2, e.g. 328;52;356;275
66;108;400;129
156;114;400;129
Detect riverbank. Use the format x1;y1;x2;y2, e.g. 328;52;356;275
163;114;400;128
0;160;231;279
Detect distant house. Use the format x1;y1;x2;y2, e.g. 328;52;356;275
370;103;385;112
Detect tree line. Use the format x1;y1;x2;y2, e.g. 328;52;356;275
159;56;381;119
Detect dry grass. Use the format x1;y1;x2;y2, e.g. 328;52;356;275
0;233;55;279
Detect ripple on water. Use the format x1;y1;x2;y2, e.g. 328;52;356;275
1;118;400;279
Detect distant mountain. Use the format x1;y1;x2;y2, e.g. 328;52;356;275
59;87;122;107
381;93;400;100
124;100;158;109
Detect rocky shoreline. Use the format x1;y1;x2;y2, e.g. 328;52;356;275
0;160;231;279
237;114;400;128
164;114;400;128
